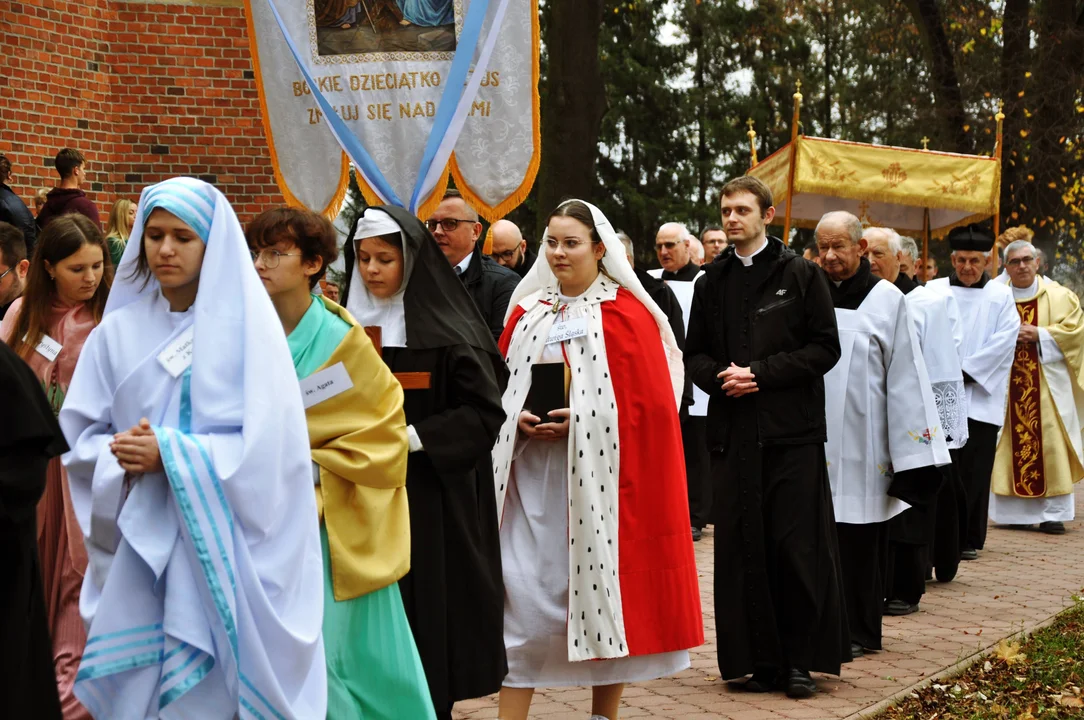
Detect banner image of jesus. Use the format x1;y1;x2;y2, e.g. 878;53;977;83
398;0;454;26
314;0;456;56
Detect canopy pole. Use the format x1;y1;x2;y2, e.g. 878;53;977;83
991;100;1006;264
747;118;758;169
922;208;930;282
782;79;803;246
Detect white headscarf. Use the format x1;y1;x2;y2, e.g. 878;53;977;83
345;208;413;348
506;199;683;403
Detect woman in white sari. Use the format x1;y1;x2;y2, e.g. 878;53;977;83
59;177;326;719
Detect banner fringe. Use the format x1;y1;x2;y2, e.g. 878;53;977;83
448;0;541;224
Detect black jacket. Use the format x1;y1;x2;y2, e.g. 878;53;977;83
0;184;37;257
685;236;840;448
511;244;537;278
461;244;521;344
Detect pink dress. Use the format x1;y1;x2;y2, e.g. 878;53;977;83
2;297;96;720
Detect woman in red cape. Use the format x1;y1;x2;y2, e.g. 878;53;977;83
492;200;703;720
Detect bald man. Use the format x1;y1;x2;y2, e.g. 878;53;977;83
489;218;535;278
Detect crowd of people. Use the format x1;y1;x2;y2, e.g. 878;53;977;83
1;147;1081;720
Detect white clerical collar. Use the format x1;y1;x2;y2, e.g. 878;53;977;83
454;251;473;276
736;237;768;267
1012;278;1039;300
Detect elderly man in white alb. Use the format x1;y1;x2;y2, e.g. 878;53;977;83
865;226;967;614
650;222;711;540
817;212;949;658
927;225;1020;561
989;239;1084;535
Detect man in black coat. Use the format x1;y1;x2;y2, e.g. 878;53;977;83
685;176;848;699
426;190;520;344
0;155;37;257
489;218;537;278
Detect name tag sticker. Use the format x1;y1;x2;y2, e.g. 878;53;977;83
300;362;354;409
157;326;195;378
25;333;62;362
546;317;588;344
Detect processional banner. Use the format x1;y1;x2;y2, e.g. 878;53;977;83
244;0;540;219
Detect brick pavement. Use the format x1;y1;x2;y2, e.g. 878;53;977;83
454;493;1084;719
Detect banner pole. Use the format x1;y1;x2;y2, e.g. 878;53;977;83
992;99;1006;263
747;118;758;170
922;208;930;282
782;79;802;246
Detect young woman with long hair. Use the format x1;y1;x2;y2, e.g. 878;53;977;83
1;212;111;720
104;198;136;268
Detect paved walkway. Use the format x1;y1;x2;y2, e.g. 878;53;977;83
454;494;1084;719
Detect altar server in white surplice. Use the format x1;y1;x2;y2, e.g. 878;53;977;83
816;213;949;659
59;178;326;719
927;225;1020;561
866;227;967;614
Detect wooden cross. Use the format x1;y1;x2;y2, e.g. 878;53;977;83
363;326;431;390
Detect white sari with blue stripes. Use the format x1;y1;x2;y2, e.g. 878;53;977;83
60;180;326;719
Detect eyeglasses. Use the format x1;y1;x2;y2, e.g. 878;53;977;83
544;238;595;252
491;248;519;261
425;217;476;233
0;266;12;282
1005;256;1035;267
250;248;301;268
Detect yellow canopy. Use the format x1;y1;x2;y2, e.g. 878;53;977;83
749;136;1002;237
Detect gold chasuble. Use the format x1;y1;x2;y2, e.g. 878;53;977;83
993;280;1084;499
308;298;411;601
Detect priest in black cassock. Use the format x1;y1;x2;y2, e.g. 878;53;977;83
817;213;950;658
686;176;848;699
1;340;66;719
342;206;508;720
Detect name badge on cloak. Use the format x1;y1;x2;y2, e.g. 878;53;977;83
157;326;195;378
300;362;354;409
546;316;588;344
23;333;63;362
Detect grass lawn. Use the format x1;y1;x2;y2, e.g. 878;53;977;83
878;593;1084;719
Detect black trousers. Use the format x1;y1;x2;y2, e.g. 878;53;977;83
836;521;888;650
886;543;927;605
682;415;712;528
957;419;999;551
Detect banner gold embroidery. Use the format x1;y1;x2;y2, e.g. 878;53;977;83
1008;299;1045;497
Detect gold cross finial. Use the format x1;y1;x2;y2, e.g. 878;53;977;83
794;79;803;102
746;117;755;132
995;98;1005;122
921;136;930;150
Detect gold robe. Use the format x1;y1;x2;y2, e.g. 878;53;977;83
307;298;411;600
992;279;1084;498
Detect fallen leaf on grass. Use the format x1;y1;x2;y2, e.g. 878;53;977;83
1055;694;1084;707
984;660;993;672
995;639;1026;666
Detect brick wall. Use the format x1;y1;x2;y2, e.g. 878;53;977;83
0;0;283;224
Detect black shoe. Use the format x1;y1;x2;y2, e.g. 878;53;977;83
961;548;978;561
884;599;920;616
727;668;777;693
785;668;816;699
1006;524;1032;530
1040;521;1066;535
935;563;958;583
691;526;702;542
850;642;864;658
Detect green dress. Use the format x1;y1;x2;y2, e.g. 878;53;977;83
106;234;126;268
289;296;436;720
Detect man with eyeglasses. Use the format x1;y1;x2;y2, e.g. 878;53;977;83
488;219;535;278
426;189;520;344
0;222;30;320
927;225;1020;561
989;239;1084;536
